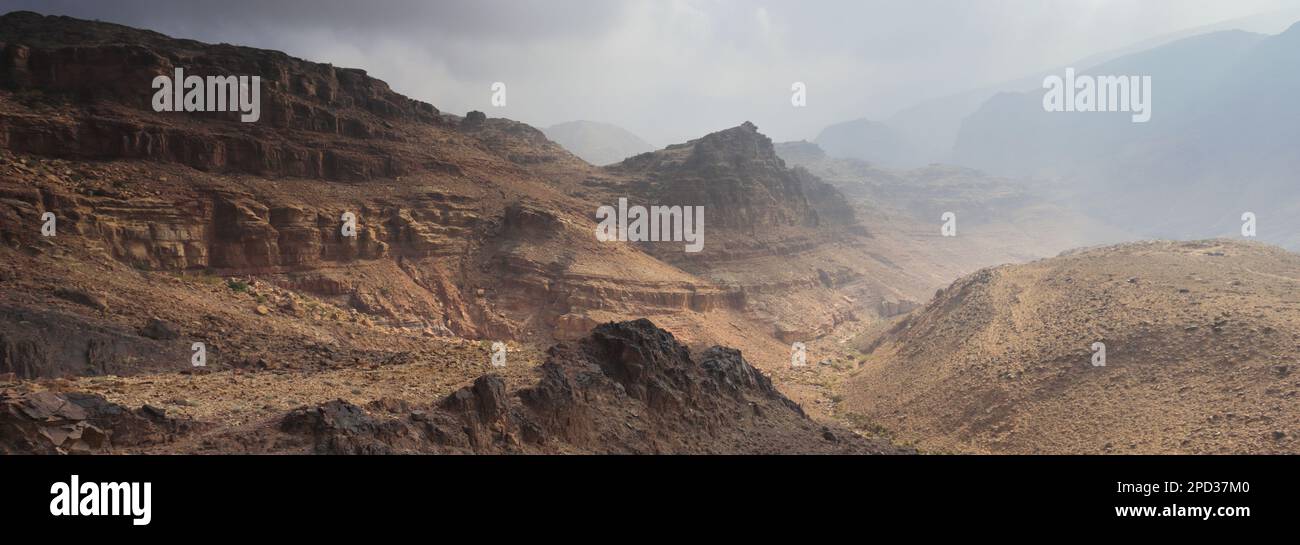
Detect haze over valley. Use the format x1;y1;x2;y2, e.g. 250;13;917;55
1;3;1297;456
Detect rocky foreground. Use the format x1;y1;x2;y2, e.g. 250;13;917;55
2;319;906;454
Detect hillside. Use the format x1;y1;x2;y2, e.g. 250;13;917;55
0;11;878;365
0;11;929;453
843;240;1300;454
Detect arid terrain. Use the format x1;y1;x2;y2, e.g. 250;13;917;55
0;11;929;453
844;240;1300;454
1;12;1295;455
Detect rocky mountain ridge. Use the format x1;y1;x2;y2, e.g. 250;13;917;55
0;11;934;453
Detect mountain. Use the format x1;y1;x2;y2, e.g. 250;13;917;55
7;10;1289;456
815;12;1300;169
584;122;947;358
844;240;1300;454
952;29;1266;179
0;11;932;453
616;122;855;230
951;25;1300;249
774;140;1131;273
812;118;916;168
542;120;654;166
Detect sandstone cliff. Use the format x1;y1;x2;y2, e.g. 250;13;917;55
0;12;941;453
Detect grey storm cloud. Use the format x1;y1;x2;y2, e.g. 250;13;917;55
3;0;1297;145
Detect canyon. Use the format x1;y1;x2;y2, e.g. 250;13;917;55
0;11;958;452
3;11;1291;455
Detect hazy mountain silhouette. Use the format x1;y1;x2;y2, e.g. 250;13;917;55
952;23;1300;248
543;120;655;166
812;118;915;168
814;11;1300;170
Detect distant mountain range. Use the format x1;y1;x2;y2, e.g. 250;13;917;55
810;19;1300;249
864;7;1300;168
812;119;915;168
4;9;1298;456
953;22;1300;248
542;120;655;166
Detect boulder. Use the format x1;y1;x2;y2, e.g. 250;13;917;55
139;318;181;340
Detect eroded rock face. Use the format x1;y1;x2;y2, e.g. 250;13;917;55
0;12;881;352
0;166;483;278
280;399;418;455
0;12;898;371
0;11;440;180
878;299;920;318
614;122;856;230
0;305;192;379
595;122;878;343
429;375;518;452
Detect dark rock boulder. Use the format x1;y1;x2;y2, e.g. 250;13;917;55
0;390;197;454
52;287;109;311
139;318;181;340
280;399;418;455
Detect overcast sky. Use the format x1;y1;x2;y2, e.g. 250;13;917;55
5;0;1299;145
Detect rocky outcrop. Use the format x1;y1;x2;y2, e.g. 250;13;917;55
0;12;440;129
878;298;920;318
0;159;480;273
461;116;577;165
614;122;856;230
0;304;192;379
0;11;449;181
0;390;197;454
203;319;903;454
